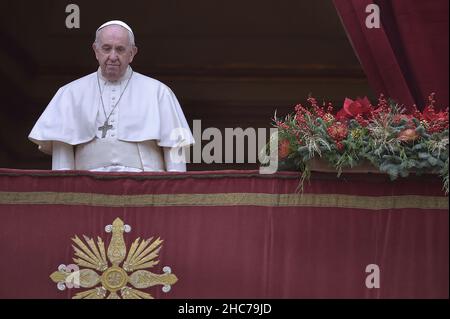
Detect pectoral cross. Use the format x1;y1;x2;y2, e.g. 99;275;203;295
98;121;113;138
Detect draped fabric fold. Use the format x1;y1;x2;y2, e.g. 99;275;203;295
333;0;449;110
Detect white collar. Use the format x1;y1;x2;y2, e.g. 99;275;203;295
97;66;133;85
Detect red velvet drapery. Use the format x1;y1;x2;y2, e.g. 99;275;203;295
333;0;449;110
0;169;448;299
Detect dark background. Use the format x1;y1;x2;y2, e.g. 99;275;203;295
0;0;374;170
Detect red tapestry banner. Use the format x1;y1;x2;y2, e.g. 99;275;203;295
0;169;448;299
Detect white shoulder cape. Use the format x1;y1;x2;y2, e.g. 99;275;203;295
29;70;194;154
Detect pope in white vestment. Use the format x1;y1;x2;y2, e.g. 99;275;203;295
28;20;194;172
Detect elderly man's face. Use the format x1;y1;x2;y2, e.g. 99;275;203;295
93;25;137;81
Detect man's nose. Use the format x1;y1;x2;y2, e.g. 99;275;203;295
108;49;119;61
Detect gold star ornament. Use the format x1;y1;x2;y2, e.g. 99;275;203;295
50;218;178;299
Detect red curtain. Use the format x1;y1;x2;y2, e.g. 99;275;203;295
0;169;448;298
333;0;449;110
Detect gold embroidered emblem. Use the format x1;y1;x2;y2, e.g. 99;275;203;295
50;217;177;299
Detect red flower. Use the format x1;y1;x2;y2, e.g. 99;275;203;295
422;105;448;122
294;113;307;126
278;139;291;159
355;114;370;127
427;121;449;134
336;97;372;120
327;122;348;141
420;94;449;133
335;141;345;151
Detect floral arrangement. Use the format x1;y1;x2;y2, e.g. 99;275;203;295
271;93;449;193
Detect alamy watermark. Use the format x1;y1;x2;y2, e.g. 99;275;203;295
167;120;279;174
65;4;80;29
365;264;381;289
365;4;380;29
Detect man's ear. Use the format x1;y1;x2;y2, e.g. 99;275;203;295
92;43;99;60
129;46;138;63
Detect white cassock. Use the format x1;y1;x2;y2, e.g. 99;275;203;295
29;66;194;172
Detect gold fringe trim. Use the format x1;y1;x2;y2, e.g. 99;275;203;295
0;191;447;210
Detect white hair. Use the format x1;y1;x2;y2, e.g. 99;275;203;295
94;27;135;47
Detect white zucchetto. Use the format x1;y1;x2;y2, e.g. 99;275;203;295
97;20;134;35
